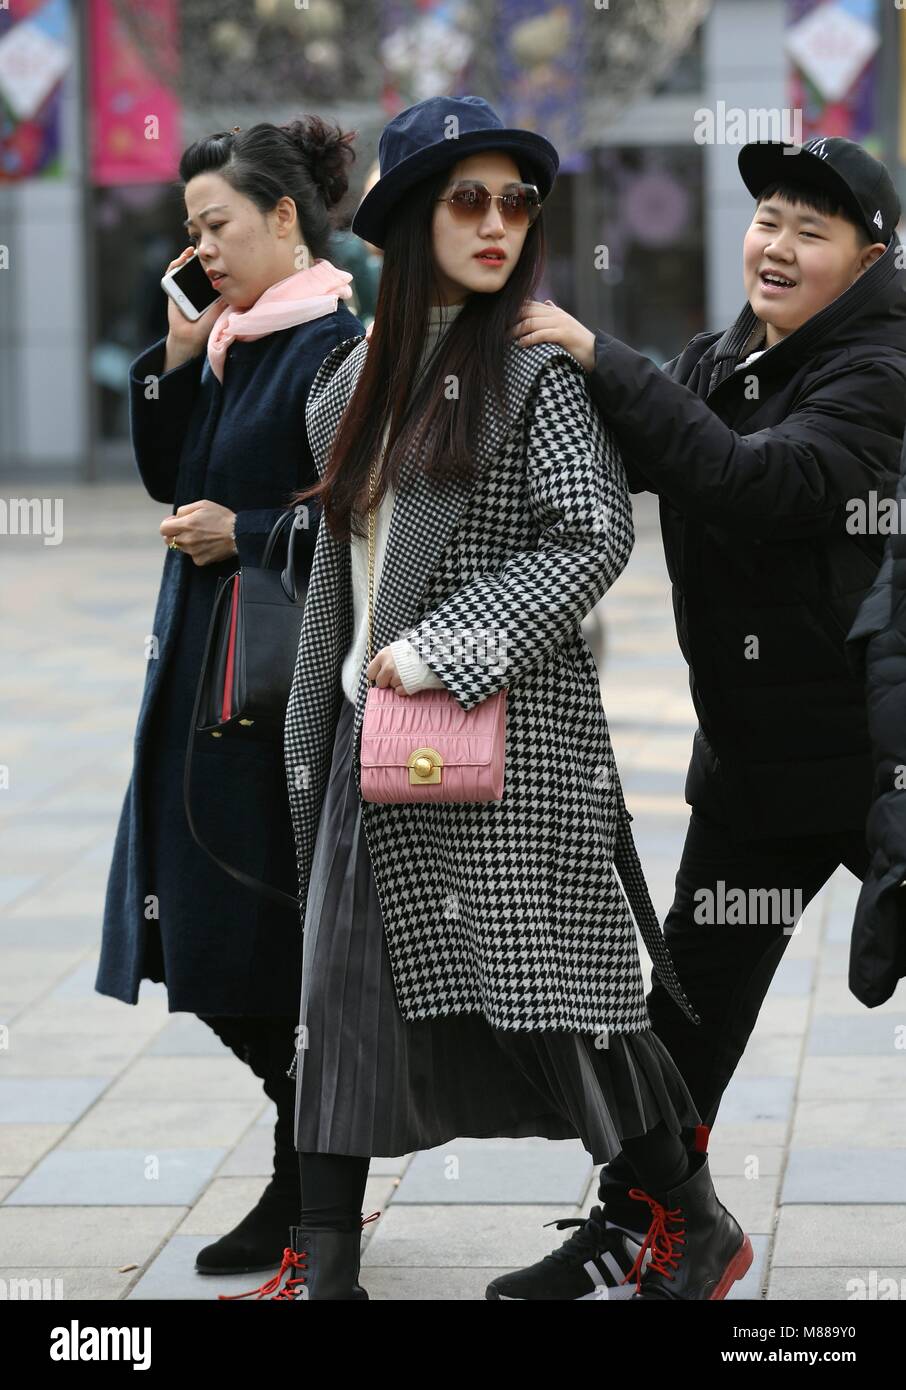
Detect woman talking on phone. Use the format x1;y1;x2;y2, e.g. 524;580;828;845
95;118;363;1277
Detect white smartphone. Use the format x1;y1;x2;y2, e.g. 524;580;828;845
160;251;223;321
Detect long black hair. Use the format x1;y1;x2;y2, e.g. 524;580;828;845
293;156;547;543
178;115;357;259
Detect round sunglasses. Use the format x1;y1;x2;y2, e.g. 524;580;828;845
435;179;542;227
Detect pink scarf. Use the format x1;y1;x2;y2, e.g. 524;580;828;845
206;258;354;383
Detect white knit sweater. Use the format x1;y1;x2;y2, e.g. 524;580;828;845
340;300;465;704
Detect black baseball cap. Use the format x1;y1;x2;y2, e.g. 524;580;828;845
738;136;900;246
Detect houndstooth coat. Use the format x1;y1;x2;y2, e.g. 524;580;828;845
283;330;699;1036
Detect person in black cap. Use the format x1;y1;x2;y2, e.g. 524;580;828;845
226;93;753;1303
499;136;906;1298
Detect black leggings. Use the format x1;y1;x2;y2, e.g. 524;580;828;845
298;1119;690;1232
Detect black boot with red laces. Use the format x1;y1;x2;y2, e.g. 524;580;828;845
621;1153;753;1300
218;1212;379;1300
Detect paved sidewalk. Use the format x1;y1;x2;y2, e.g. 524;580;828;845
1;482;903;1301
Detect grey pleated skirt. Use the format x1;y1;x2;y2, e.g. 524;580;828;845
293;693;700;1162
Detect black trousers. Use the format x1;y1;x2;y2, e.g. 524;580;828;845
599;805;868;1215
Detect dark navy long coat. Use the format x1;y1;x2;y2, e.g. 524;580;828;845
95;303;363;1016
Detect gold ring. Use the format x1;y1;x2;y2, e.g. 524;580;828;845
168;539;181;551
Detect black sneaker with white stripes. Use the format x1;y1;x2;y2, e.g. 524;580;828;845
485;1205;649;1300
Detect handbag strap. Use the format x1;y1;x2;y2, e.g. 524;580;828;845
610;778;701;1028
366;456;378;680
182;573;302;911
261;505;297;569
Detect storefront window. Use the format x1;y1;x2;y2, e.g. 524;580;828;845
586;144;705;364
92;183;185;444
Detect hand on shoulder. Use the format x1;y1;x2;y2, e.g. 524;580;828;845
508;299;596;372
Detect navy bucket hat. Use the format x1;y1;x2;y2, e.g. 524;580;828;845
351;93;559;249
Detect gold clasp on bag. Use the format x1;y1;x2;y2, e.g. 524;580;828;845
407;746;443;784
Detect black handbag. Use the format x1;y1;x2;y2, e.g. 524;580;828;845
183;505;314;908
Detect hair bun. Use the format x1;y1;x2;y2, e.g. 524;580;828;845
283;114;356;211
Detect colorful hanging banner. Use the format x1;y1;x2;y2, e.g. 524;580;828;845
786;0;880;145
495;0;585;173
377;0;477;112
90;0;181;186
0;0;70;181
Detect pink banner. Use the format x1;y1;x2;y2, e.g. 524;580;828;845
90;0;180;186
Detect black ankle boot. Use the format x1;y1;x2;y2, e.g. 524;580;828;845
219;1214;379;1301
195;1175;301;1275
623;1153;753;1300
196;1082;300;1275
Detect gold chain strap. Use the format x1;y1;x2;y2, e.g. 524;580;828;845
366;456;376;682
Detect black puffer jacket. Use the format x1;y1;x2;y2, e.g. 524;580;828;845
845;451;906;1006
588;234;906;841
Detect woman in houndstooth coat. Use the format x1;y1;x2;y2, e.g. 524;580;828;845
241;96;752;1304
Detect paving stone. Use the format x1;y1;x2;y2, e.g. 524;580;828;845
359;1265;519;1300
1;947;88;996
12;889;106;918
127;1234;284;1300
770;958;815;996
217;1125;285;1178
807;1015;906;1056
103;1058;264;1103
0;878;43;909
0;1077;110;1124
0;917;105;948
782;918;821;960
791;1099;906;1148
0;1124;67;1177
711;1173;780;1234
781;1148;906;1204
60;1100;261;1151
692;1140;784;1179
6;1147;226;1206
0;825;102;858
393;1137;591;1205
361;1203;583;1268
812;976;906;1015
49;959;107;999
735;1033;801;1078
0;1028;145;1077
716;1076;796;1126
798;1056;905;1101
824;880;863;944
366;1154;411;1178
772;1205;906;1266
10;998;168;1044
145;1015;233;1056
751;995;810;1035
176;1177;275;1236
0;1205;187;1266
817;942;850;973
705;1121;790;1148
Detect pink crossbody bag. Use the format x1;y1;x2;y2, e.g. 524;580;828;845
359;454;507;804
